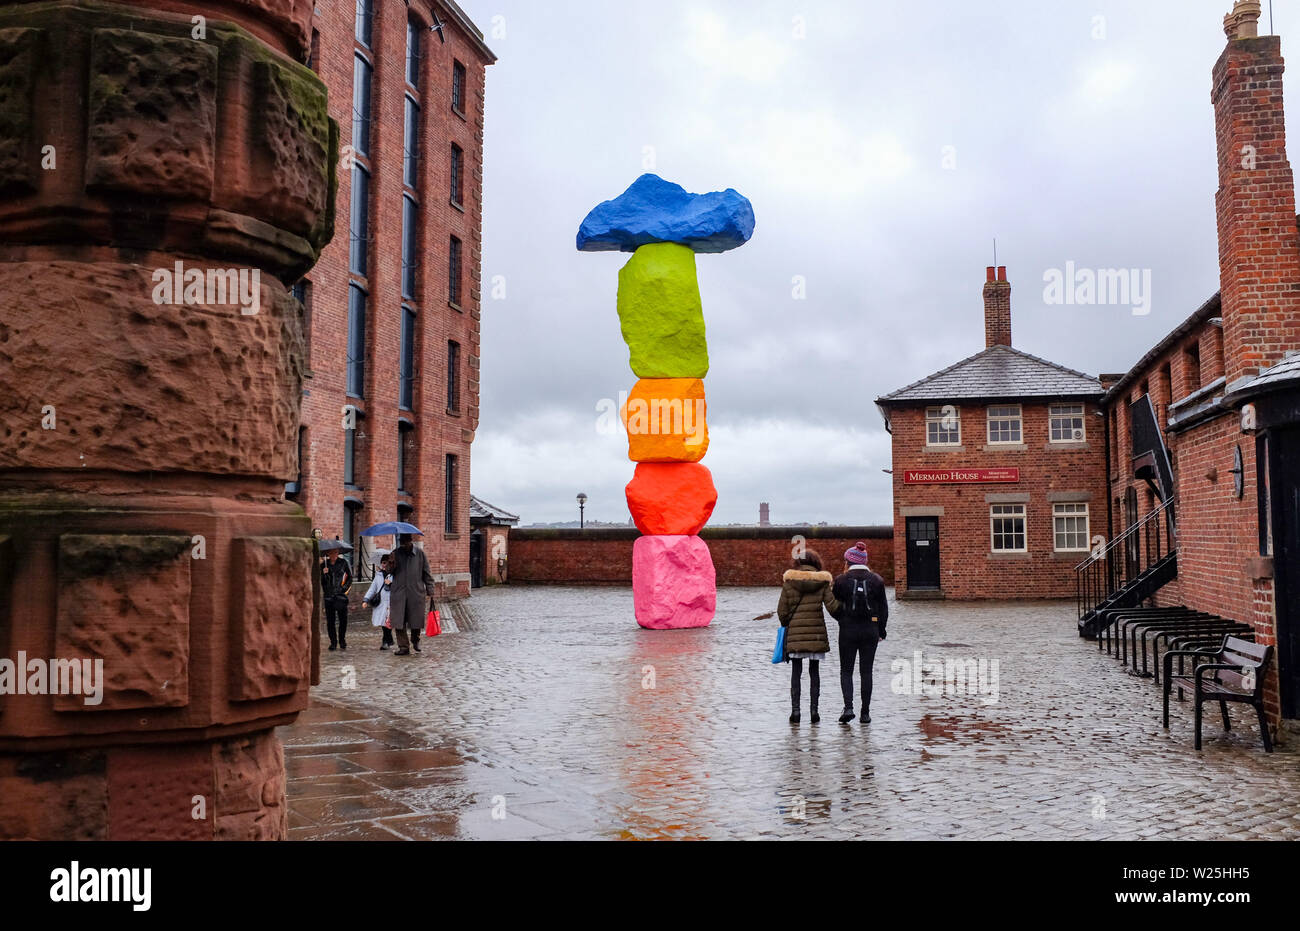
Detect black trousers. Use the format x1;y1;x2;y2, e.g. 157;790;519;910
325;598;348;646
839;625;879;711
381;625;394;646
790;658;820;708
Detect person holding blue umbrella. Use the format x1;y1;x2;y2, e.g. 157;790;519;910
362;523;432;656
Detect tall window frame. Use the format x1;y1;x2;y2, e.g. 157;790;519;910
450;143;464;207
448;235;462;308
447;340;461;414
354;0;373;48
398;420;415;494
349;162;370;277
990;504;1027;553
346;284;367;399
452;60;466;113
352;53;373;159
444;454;458;534
1053;503;1090;552
401;193;419;299
403;95;420;190
399;305;416;411
405;17;421;88
343;406;363;488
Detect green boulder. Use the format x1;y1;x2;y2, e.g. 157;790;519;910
616;243;709;378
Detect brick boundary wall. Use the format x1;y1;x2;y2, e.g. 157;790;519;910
509;526;894;587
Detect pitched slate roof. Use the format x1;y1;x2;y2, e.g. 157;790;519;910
469;495;520;525
876;344;1103;405
1230;350;1300;398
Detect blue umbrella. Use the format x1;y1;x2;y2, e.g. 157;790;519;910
359;521;424;537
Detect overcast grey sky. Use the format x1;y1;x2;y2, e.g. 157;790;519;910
464;0;1300;526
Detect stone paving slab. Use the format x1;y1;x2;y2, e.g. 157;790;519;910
281;587;1300;840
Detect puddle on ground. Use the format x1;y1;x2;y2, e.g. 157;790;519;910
917;714;1012;742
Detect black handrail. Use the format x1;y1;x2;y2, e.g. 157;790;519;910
1076;497;1176;620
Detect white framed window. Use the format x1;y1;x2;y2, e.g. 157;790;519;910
987;405;1022;444
990;504;1027;552
1053;503;1090;552
1050;403;1087;443
925;406;961;446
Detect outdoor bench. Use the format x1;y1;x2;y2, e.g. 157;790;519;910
1162;635;1274;752
1136;618;1254;680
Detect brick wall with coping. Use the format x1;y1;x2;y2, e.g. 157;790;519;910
508;527;894;587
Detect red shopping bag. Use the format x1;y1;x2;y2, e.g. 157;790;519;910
425;608;441;637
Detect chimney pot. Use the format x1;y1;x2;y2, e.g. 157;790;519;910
1224;0;1262;39
997;266;1007;281
986;266;996;282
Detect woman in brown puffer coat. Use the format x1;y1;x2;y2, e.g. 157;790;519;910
777;550;841;724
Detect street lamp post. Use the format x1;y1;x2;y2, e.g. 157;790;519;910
577;492;588;529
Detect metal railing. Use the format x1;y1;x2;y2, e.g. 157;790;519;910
1076;497;1177;620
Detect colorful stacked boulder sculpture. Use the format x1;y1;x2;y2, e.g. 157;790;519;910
577;174;756;629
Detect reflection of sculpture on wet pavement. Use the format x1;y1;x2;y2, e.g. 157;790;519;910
577;175;755;629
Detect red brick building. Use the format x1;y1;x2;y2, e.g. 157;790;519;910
289;0;494;596
876;268;1109;600
1097;3;1300;724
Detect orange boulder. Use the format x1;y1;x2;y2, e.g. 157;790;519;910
619;378;708;462
625;462;717;535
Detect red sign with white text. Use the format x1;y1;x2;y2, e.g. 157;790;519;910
903;468;1020;485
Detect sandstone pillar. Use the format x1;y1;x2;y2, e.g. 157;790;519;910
0;0;335;839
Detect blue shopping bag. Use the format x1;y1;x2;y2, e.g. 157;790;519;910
770;626;786;664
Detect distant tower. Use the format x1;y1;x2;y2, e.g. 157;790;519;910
759;502;771;527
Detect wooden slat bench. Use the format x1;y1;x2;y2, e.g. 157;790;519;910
1162;635;1274;752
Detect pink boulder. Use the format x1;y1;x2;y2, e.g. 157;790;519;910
625;462;717;536
632;535;716;629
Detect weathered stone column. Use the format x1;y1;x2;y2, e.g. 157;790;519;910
0;0;335;839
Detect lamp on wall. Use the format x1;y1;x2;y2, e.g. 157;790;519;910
577;492;588;529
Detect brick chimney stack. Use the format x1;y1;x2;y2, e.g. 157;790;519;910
1213;0;1300;384
983;265;1012;348
759;502;771;527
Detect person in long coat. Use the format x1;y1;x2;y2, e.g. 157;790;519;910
777;549;840;724
362;552;395;650
389;534;434;656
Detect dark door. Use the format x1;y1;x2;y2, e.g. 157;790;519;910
469;529;485;589
1124;487;1140;584
906;517;940;589
1270;427;1300;718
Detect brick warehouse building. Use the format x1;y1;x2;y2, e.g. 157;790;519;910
290;0;494;595
1094;2;1300;725
876;2;1300;733
876;267;1110;600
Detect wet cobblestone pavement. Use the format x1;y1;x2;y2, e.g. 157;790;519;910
282;586;1300;840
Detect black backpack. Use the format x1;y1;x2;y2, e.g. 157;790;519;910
845;576;873;621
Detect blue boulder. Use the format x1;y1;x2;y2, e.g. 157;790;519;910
577;174;755;254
